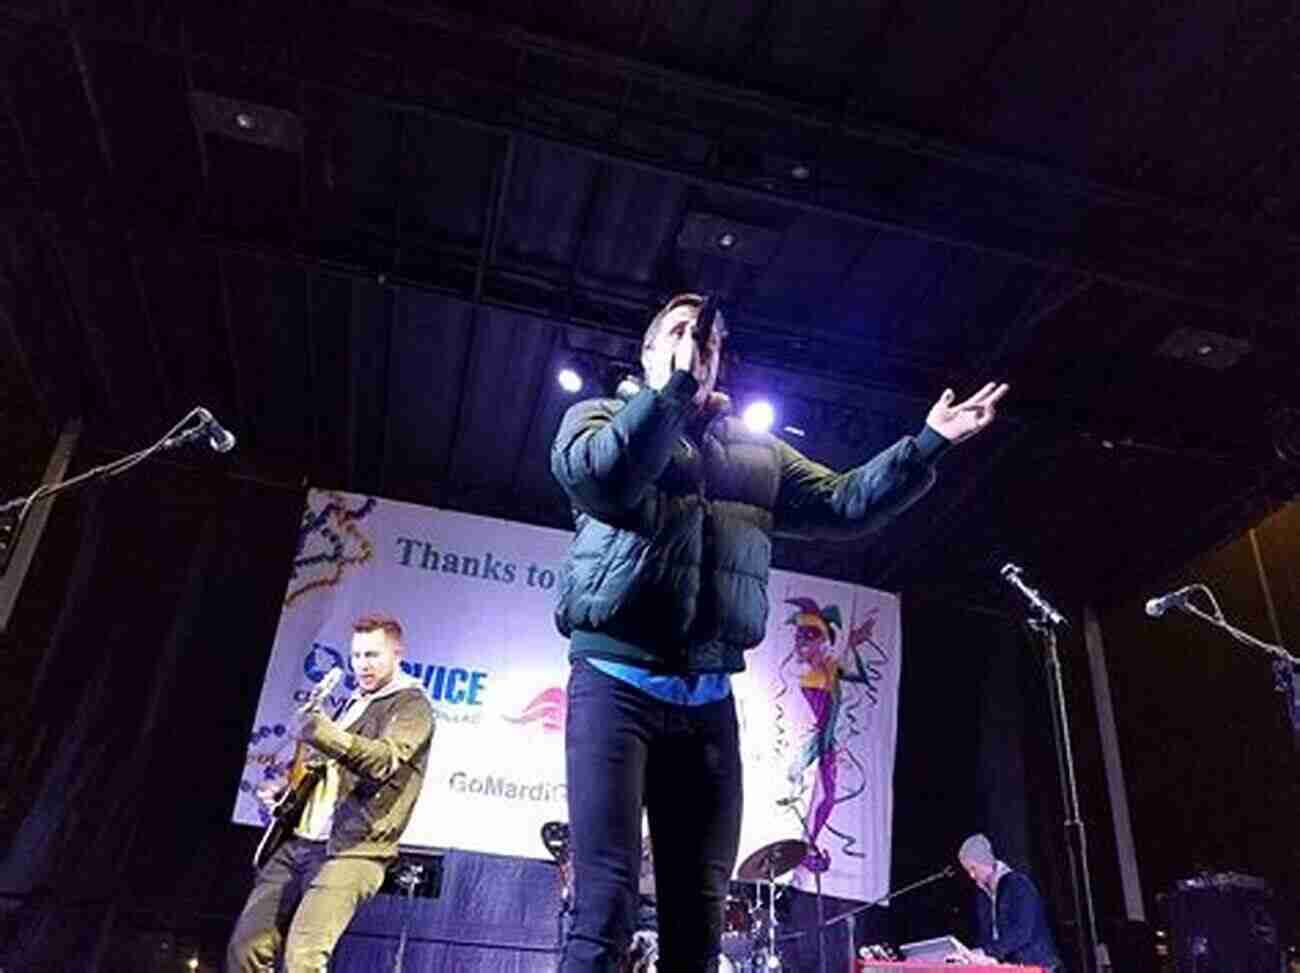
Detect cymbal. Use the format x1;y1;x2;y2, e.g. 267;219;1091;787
736;839;809;881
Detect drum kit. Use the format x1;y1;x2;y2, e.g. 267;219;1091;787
542;822;809;973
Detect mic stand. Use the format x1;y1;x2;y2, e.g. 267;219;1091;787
1173;587;1297;668
0;407;220;531
1001;564;1104;971
781;798;825;973
1170;587;1298;735
1029;611;1104;973
390;862;425;973
556;860;572;957
821;866;955;969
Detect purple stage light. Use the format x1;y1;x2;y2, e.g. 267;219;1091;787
557;368;583;394
742;400;775;434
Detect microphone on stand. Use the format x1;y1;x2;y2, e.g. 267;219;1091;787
197;408;237;453
999;562;1067;627
1144;586;1196;617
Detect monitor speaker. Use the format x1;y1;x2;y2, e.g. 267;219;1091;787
1165;873;1281;973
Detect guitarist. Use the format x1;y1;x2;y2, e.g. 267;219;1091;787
226;613;435;973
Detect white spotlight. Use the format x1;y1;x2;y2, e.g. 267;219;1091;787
742;400;775;434
557;368;583;394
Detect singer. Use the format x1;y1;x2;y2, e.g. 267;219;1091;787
225;614;434;973
549;293;1008;971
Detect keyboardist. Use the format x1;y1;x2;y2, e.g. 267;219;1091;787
956;834;1063;972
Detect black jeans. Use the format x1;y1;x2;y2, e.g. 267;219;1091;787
560;658;743;973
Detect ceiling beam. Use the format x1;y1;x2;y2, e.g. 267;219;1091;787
75;223;1260;469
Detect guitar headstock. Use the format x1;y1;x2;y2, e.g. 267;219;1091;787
300;665;344;714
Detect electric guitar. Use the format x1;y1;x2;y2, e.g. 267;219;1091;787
252;666;344;870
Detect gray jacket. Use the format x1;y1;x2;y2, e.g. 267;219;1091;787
301;685;435;859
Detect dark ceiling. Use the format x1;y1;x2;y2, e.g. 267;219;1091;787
2;0;1299;606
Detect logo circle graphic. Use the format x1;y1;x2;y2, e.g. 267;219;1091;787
304;645;345;683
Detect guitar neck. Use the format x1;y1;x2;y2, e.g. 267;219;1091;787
285;739;319;788
285;671;342;786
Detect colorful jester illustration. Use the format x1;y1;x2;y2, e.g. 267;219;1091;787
780;597;889;873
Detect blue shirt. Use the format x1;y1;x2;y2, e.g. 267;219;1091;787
588;658;732;706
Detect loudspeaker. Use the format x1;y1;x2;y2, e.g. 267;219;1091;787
1165;873;1282;973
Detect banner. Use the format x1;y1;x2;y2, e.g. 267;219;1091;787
234;489;902;902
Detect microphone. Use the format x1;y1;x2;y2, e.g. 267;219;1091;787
775;796;801;807
197;408;237;453
695;294;720;349
999;562;1067;627
1145;586;1196;617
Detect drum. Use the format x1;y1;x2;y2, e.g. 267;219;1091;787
722;895;753;935
633;945;735;973
626;929;658;971
627;929;738;972
720;895;755;960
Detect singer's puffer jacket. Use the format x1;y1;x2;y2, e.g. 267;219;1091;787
550;372;948;674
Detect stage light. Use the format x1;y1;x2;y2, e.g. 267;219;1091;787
557;368;583;394
790;163;811;181
187;959;199;971
742;400;775;434
716;231;738;249
233;111;258;131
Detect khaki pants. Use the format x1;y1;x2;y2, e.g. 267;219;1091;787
226;838;386;973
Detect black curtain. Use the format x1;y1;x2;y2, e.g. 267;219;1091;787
0;457;302;972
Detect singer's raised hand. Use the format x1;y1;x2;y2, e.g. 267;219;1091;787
926;382;1009;444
